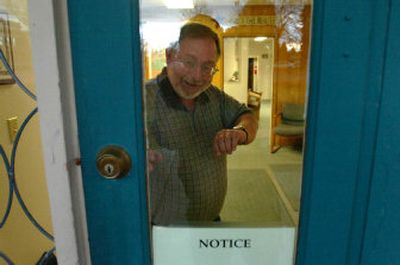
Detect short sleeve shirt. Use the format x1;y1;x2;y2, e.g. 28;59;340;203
146;74;251;225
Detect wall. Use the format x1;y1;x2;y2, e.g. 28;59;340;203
224;4;311;151
0;0;54;263
223;38;249;104
271;6;310;151
223;36;274;103
248;38;274;100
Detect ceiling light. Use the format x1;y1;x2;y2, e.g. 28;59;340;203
164;0;194;9
254;36;268;42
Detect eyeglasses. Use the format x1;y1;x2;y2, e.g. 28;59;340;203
177;58;219;77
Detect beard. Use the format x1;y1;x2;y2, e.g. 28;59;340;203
172;78;210;99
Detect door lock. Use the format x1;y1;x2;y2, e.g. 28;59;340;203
96;145;131;179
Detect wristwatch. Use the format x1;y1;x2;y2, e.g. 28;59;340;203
232;124;249;144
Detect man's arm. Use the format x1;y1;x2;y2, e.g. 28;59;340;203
213;112;259;156
233;112;258;145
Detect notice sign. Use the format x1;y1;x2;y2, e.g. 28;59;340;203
153;226;295;265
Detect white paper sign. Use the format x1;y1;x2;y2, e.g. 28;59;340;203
153;226;295;265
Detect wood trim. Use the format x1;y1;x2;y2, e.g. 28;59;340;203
221;5;311;152
28;1;90;264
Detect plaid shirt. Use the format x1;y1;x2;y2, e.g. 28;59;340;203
146;73;251;225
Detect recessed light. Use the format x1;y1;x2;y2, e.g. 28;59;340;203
164;0;194;9
254;36;268;42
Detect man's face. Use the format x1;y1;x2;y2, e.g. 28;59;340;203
166;37;218;100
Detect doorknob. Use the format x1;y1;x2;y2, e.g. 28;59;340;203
96;145;131;179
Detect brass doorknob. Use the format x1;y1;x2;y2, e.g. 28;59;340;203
96;145;131;179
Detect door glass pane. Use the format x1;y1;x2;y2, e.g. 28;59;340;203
0;1;55;264
140;1;311;264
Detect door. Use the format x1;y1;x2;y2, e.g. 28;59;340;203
66;0;150;264
297;1;400;264
31;0;400;264
247;57;255;91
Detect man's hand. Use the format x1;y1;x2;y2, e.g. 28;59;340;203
147;149;163;172
213;129;247;156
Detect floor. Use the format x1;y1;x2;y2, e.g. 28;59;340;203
221;100;303;226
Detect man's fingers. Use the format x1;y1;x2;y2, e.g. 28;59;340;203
147;150;163;173
148;150;163;162
219;135;231;154
213;130;241;155
213;132;221;155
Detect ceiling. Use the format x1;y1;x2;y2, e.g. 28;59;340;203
139;0;312;49
140;0;312;8
140;0;312;23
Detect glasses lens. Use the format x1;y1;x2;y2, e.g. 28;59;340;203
178;57;217;76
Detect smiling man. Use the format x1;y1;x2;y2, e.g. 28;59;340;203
146;22;258;225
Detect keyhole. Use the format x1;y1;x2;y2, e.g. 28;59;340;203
96;146;131;179
105;163;114;175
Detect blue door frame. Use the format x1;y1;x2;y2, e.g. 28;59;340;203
66;0;399;264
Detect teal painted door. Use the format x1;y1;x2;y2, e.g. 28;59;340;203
297;0;400;264
66;0;399;264
66;0;150;264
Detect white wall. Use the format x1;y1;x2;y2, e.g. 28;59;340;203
223;38;274;103
223;38;249;104
248;38;274;100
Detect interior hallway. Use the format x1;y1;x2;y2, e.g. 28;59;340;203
221;100;303;226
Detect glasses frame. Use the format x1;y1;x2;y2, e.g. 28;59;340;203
175;56;219;77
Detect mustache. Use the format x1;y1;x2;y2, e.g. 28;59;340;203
183;78;204;86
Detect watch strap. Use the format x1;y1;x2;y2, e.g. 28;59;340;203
232;124;249;144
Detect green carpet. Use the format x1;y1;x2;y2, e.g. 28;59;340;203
220;169;293;226
269;164;302;212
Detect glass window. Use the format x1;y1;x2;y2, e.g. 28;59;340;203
140;1;311;264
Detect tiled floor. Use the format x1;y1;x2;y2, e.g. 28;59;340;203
222;100;303;226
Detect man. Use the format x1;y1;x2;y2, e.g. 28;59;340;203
146;22;258;225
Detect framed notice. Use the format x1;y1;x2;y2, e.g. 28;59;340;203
153;226;295;265
0;12;15;85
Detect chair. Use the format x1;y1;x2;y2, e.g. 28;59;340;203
273;103;305;152
247;90;262;120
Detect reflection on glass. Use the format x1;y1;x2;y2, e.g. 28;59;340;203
141;0;311;263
